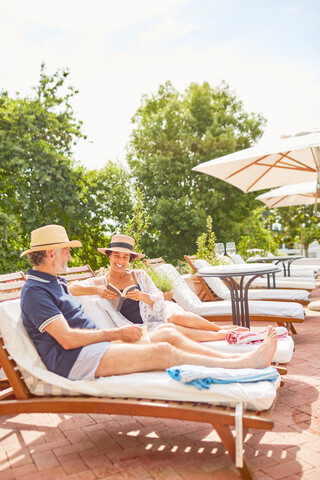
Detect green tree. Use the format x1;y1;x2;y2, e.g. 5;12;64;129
127;81;265;262
0;65;133;272
264;205;320;256
0;64;90;271
237;207;278;259
74;162;134;271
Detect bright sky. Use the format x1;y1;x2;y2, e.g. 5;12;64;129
1;0;319;170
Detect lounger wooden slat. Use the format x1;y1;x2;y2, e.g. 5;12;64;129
184;255;218;301
0;271;26;302
59;265;95;282
143;257;167;268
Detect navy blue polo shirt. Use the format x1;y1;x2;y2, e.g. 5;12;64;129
21;269;99;378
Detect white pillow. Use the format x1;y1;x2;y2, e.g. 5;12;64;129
232;254;246;264
194;259;230;300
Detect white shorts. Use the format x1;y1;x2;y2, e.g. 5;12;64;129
68;341;111;381
162;300;186;321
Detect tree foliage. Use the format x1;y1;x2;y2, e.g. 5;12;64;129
264;205;320;256
0;65;133;272
127;81;266;262
237;207;278;259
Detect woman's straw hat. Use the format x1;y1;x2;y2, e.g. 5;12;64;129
97;234;145;259
20;225;82;257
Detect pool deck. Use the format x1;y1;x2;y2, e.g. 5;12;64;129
1;291;320;479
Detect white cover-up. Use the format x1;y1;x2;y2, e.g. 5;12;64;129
71;269;167;328
155;264;304;320
194;259;310;302
0;299;279;411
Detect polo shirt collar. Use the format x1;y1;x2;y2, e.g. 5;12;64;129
26;269;62;284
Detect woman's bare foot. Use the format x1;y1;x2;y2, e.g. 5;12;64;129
238;326;278;369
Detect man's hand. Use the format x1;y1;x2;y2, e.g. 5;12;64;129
116;325;143;343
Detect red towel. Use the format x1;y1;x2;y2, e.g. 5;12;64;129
226;327;288;345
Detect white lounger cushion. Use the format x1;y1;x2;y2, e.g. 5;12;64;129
156;264;304;319
232;254;316;289
194;260;310;302
76;295;292;365
250;277;315;290
0;299;279;411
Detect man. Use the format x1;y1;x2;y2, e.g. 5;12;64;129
20;225;277;381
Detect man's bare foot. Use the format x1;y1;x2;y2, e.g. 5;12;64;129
240;326;277;369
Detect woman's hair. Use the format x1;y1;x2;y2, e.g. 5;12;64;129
27;250;47;266
106;251;137;262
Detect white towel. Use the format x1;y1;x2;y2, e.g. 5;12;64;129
226;327;288;345
167;365;280;390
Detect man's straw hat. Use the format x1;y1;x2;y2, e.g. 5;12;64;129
97;234;145;259
20;225;82;257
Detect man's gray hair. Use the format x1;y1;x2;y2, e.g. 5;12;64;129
27;250;47;266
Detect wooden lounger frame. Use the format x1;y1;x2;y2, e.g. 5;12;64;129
0;328;277;480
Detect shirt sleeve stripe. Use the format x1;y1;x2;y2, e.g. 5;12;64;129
39;315;62;332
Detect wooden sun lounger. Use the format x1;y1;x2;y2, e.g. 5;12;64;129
145;258;303;334
184;255;310;306
0;305;278;480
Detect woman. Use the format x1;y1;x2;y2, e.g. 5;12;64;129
69;234;245;342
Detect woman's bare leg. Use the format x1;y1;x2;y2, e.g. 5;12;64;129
168;312;248;332
156;322;228;342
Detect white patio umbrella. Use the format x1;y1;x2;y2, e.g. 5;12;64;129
256;181;319;208
192;131;320;193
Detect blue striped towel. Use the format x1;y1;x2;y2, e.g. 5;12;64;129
167;365;280;390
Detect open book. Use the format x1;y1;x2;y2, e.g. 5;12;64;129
111;324;151;345
107;283;138;311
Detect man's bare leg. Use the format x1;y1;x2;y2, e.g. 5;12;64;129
95;327;277;377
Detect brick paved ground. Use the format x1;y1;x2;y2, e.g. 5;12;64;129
1;290;320;479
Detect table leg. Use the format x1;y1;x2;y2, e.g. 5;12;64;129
243;274;265;329
275;260;286;276
221;277;241;326
287;259;296;277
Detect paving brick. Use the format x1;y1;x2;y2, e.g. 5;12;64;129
23;466;66;480
31;450;59;470
0;463;38;480
2;290;320;480
60;454;88;475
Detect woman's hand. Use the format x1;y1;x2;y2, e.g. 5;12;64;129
96;286;118;300
116;325;143;343
125;289;142;302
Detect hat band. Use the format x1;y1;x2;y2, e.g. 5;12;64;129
108;242;134;251
31;241;70;248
